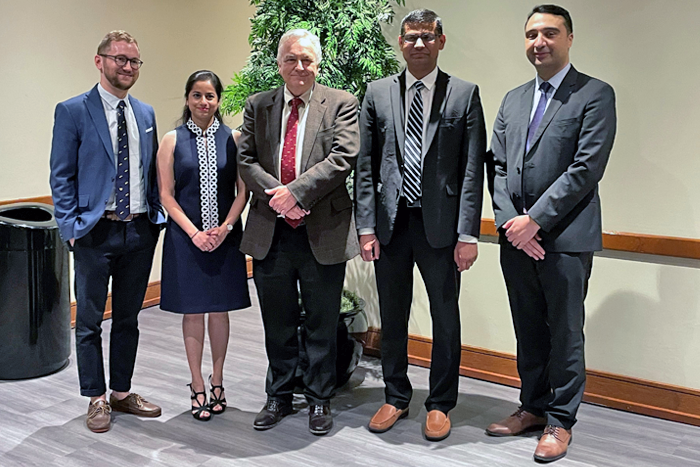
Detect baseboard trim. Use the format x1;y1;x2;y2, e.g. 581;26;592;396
0;195;53;206
365;327;700;427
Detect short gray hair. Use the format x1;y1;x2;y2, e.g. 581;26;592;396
276;29;322;64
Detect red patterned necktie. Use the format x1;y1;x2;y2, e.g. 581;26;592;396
280;97;303;228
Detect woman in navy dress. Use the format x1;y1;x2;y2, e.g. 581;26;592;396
157;70;250;421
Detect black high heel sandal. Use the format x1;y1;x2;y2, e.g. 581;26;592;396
188;383;211;421
209;374;227;415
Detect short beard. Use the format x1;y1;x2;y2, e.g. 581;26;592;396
106;72;135;91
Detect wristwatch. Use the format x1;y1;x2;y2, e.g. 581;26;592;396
225;222;233;232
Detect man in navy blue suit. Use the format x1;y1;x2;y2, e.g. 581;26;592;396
50;31;165;433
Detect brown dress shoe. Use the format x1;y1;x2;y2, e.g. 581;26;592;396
485;408;547;436
110;393;162;417
86;399;112;433
534;425;572;463
424;410;451;441
368;404;409;433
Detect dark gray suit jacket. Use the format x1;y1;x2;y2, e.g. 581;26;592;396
238;83;360;265
355;69;487;249
491;66;616;252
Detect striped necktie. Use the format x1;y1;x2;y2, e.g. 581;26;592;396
403;80;425;204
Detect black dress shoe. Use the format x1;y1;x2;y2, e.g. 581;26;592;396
309;404;332;435
253;400;293;430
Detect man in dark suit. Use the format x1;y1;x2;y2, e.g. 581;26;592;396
238;29;360;436
49;31;165;433
485;5;616;462
355;9;486;441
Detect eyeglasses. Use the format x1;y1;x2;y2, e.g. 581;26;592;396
99;54;144;70
402;33;437;44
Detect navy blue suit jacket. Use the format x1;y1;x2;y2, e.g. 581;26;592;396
50;85;165;241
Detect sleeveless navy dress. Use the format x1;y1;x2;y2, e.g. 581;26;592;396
160;120;251;313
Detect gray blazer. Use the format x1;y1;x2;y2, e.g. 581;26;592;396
491;66;617;252
355;69;487;249
238;84;360;265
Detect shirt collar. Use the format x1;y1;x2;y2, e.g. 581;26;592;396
97;83;130;110
284;84;313;107
406;66;439;92
536;63;571;92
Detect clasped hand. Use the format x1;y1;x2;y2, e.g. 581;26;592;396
504;215;545;260
192;225;228;252
265;186;310;220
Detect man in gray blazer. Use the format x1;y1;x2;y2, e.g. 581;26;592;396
238;29;360;436
485;5;616;462
355;9;486;441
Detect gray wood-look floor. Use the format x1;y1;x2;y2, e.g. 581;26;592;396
2;281;699;467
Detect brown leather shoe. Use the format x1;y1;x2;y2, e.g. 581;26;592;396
534;425;572;463
110;393;162;417
368;404;409;433
424;410;451;441
485;408;547;436
86;399;112;433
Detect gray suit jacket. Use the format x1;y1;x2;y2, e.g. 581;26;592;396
238;84;360;265
355;69;487;249
491;66;617;252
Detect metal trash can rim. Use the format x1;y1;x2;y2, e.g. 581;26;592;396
0;202;56;229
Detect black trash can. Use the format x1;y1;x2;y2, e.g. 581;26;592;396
0;202;71;379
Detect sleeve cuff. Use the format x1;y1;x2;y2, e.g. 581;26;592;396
458;234;478;244
358;228;375;236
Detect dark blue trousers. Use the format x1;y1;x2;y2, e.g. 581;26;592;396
73;216;159;397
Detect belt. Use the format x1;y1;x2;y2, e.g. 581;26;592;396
102;211;142;222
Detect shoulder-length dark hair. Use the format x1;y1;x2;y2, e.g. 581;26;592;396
180;70;224;125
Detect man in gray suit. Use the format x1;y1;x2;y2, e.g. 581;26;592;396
355;9;486;441
238;29;359;436
485;5;616;462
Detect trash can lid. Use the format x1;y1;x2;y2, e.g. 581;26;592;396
0;203;57;229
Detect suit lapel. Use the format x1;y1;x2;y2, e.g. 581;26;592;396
514;79;534;159
391;71;406;164
84;85;114;164
265;87;284;179
129;96;148;165
424;69;449;153
300;85;326;173
526;66;578;156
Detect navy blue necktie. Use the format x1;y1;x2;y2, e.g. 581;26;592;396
526;81;552;152
403;81;425;203
115;100;130;220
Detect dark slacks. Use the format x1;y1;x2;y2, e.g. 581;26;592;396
374;202;462;413
73;216;159;397
499;242;593;429
253;220;346;406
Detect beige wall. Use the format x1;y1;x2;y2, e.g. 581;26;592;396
348;0;700;391
2;0;699;391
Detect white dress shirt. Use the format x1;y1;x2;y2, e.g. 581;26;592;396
277;85;314;179
97;84;146;213
404;66;438;167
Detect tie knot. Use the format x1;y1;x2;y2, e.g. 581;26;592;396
414;81;425;91
117;100;126;110
539;81;552;94
290;97;303;110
